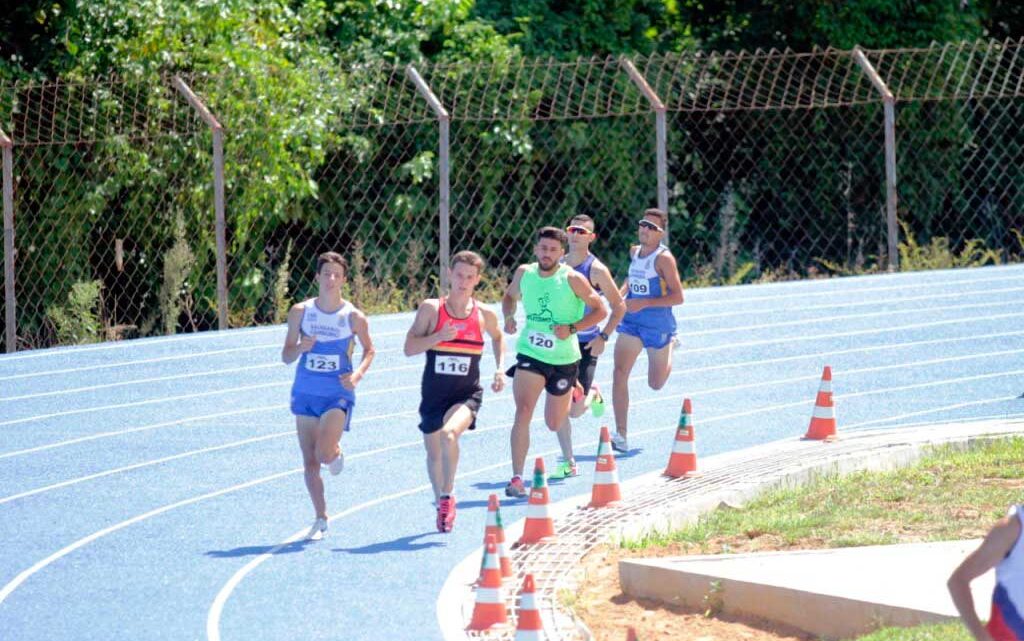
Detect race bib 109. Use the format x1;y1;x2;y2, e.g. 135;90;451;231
434;355;470;376
629;278;650;296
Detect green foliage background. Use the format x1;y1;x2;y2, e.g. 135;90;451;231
0;1;1021;346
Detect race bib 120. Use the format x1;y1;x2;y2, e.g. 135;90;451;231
527;330;555;351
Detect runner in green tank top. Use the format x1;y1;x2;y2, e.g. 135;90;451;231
500;226;607;498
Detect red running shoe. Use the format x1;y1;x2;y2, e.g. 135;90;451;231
436;495;457;533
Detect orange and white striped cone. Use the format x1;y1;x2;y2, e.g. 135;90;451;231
518;457;556;545
665;398;701;478
514;573;545;641
467;534;509;631
483;493;513;578
589;426;622;508
803;365;837;441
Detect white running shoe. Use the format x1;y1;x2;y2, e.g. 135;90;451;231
327;448;345;476
610;432;629;453
306;517;328;541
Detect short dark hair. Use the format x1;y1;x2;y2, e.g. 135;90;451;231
643;208;668;229
451;250;484;273
316;251;347;276
565;213;595;230
536;226;567;246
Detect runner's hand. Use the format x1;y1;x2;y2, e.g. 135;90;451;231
586;335;606;356
625;299;648;313
491;372;505;393
553;324;572;340
297;336;316;353
435;323;458;342
339;371;361;390
504;317;517;334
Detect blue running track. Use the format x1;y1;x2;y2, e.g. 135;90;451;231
2;265;1024;641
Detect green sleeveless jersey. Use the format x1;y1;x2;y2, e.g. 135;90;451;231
517;263;585;365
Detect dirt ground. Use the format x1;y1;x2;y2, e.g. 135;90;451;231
573;543;817;641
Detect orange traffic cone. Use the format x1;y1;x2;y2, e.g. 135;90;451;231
665;398;701;478
589;426;622;508
518;457;556;544
467;534;509;631
514;574;545;641
804;366;837;441
483;493;513;578
625;626;639;640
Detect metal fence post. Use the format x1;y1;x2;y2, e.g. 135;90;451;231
853;47;900;271
406;65;451;293
1;127;14;352
621;58;669;226
172;76;229;329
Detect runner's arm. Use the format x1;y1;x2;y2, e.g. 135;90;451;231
403;300;446;356
281;304;310;364
948;515;1018;641
591;261;626;336
501;266;526;333
564;271;607;332
480;306;506;392
346;310;376;386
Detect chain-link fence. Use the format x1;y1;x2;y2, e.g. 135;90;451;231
2;39;1023;352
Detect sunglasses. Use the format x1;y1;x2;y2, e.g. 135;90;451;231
566;225;592;235
638;219;664;232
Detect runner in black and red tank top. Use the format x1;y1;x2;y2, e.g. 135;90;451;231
420;298;485;409
404;251;505;533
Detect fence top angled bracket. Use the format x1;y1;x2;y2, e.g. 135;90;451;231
852;46;895;102
0;127;11;148
406;66;449;121
172;75;223;132
620;57;666;112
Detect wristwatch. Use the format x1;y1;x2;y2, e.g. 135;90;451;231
599;331;610;341
568;323;578;334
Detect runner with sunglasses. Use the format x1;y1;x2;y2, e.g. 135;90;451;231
611;208;685;453
548;214;626;479
404;250;505;532
501;226;607;497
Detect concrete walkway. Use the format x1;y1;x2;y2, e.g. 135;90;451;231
621;540;994;639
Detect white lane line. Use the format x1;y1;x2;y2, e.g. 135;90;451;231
0;363;422;427
685;284;1024;323
0;343;283;382
4;365;1021;619
7;281;1022;382
0;410;418;505
0;404;288;460
4;266;1021;365
6;344;1023;507
684;299;1023;338
0;361;421;403
0;324;412;363
845;396;1024;430
5;301;1021;426
5;319;1023;460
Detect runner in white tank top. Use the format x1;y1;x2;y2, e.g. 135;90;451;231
281;252;375;541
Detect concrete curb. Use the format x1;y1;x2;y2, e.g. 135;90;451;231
438;418;1024;641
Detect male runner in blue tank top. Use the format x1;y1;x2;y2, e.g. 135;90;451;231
550;214;626;479
282;252;376;541
404;251;505;533
611;208;684;453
